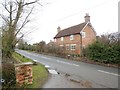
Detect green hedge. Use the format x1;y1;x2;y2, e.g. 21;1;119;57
84;41;120;64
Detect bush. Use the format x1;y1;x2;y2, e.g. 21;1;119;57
2;63;16;88
84;41;120;64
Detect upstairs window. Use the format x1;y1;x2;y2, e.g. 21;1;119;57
81;32;86;38
61;37;64;41
70;35;74;40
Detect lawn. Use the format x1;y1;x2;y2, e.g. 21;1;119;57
12;52;48;88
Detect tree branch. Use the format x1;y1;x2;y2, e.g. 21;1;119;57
15;6;34;37
13;33;24;47
13;0;23;28
0;14;9;23
37;2;43;6
2;3;10;13
9;1;12;26
22;0;39;7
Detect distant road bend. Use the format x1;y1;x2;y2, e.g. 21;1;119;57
16;49;119;88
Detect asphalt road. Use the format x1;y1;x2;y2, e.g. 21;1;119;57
16;49;119;88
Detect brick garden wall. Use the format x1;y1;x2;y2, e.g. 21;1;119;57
15;63;33;86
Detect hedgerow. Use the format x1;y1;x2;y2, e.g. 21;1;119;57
84;41;120;64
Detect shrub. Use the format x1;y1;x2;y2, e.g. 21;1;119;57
84;41;120;64
2;63;16;88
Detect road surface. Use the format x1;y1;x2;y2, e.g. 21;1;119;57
16;49;119;88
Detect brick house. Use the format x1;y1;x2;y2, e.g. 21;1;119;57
54;14;96;54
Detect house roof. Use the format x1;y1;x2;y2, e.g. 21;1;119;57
54;23;87;38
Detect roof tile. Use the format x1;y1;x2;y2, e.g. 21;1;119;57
54;23;86;38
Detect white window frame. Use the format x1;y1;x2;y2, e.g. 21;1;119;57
61;37;64;41
70;35;74;40
70;44;76;50
60;44;64;47
81;32;86;38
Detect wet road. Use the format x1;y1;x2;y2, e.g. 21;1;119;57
16;49;119;88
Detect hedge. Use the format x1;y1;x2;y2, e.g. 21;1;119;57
84;41;120;64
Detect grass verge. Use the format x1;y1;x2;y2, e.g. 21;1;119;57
12;52;33;63
12;52;48;88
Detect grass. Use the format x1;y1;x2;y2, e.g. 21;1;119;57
12;52;48;88
12;52;33;62
24;64;48;88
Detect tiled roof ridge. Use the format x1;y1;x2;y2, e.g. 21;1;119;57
60;22;85;32
54;22;87;38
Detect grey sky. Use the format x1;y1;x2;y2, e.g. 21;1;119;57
0;0;119;44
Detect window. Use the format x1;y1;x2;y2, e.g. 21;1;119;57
60;44;64;47
70;35;74;40
81;32;86;38
61;37;64;41
70;44;76;50
66;44;70;50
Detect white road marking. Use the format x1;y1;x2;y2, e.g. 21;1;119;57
57;60;79;67
45;65;50;68
33;55;79;67
33;59;46;65
48;69;58;74
33;59;37;62
40;56;52;60
72;64;80;67
98;70;120;76
26;53;79;67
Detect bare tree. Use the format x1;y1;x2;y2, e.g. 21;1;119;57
1;0;40;57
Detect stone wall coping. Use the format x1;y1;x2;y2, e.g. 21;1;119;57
14;62;33;67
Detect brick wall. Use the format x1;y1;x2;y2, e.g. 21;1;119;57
15;62;33;86
82;25;96;48
55;34;82;54
54;25;96;54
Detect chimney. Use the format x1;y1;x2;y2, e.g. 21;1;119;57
84;13;90;23
57;26;61;33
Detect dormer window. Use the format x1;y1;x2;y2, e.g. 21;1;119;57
81;32;86;38
70;35;74;40
61;37;64;41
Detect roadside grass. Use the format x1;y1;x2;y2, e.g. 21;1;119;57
12;52;33;63
24;64;48;88
12;52;48;88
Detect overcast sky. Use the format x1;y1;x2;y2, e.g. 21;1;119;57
1;0;119;44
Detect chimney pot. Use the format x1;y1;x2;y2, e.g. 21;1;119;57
84;13;90;23
57;26;61;33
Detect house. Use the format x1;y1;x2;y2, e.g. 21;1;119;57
54;13;96;54
47;40;54;47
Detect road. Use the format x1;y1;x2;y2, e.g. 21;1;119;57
16;49;119;88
